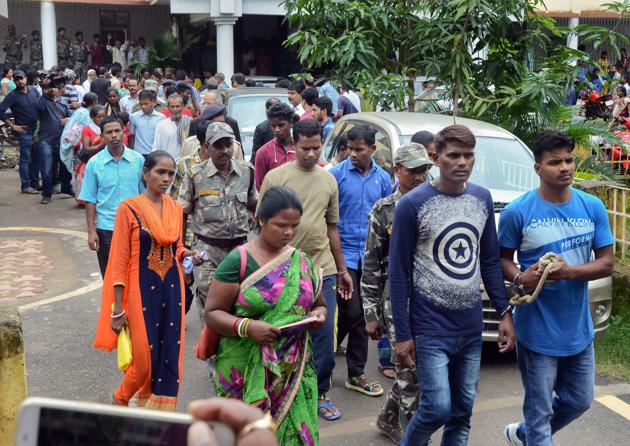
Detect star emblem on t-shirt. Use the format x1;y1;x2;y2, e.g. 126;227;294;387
451;241;468;260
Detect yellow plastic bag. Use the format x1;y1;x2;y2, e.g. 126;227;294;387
117;327;132;372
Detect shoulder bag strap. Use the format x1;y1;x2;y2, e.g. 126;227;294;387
237;245;247;282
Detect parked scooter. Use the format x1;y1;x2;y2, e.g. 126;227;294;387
582;90;613;121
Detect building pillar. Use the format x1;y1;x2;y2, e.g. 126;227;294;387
567;16;579;50
41;0;57;69
213;17;236;81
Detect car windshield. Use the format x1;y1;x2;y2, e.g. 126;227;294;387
227;95;289;130
400;135;537;192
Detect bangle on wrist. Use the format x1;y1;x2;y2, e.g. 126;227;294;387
242;318;253;338
232;317;242;336
238;318;252;338
111;309;125;319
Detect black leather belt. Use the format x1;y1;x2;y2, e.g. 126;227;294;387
196;234;247;249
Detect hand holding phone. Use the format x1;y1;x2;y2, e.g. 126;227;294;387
16;397;235;446
188;398;278;446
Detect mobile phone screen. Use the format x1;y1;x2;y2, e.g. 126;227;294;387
36;407;189;446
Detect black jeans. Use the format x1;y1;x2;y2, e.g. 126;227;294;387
96;229;113;278
337;267;369;379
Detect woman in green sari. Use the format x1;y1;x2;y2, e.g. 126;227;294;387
205;186;327;446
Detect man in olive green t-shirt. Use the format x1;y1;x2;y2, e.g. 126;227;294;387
258;119;353;421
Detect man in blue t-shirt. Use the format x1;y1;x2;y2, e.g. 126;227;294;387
390;125;515;446
498;130;614;446
330;124;392;398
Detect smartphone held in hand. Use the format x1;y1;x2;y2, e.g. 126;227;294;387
15;397;235;446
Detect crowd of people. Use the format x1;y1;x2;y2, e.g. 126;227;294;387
0;36;616;445
2;25;150;75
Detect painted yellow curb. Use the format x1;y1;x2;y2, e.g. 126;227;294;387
596;395;630;422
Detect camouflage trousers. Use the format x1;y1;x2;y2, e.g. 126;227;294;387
5;55;21;69
190;237;232;310
74;61;88;80
377;296;419;441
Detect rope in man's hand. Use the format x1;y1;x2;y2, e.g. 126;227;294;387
509;252;562;305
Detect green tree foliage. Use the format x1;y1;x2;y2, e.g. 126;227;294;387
284;0;630;180
284;0;630;118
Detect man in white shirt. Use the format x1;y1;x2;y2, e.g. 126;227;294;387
119;78;140;114
106;31;128;69
83;69;96;93
137;37;149;64
288;79;306;117
152;93;192;161
341;86;362;112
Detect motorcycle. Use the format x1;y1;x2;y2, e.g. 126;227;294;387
582;90;613;121
0;117;20;163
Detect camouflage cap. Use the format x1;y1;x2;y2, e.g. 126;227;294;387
205;122;234;147
143;79;159;92
394;143;433;169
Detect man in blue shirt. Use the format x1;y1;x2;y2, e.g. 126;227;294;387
36;76;72;204
319;75;339;115
498;131;614;446
0;69;40;194
129;90;165;156
330;124;392;397
79;115;145;277
389;125;515;446
312;96;335;141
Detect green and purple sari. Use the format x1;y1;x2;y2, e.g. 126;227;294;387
215;247;321;446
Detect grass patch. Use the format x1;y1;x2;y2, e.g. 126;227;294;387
595;275;630;380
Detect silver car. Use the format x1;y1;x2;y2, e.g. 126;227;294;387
221;88;290;158
322;112;612;341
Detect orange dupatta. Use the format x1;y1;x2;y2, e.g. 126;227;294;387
93;194;183;351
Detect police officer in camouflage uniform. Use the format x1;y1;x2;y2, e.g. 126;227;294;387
29;30;43;70
177;122;257;313
70;31;89;79
56;27;71;66
3;25;26;69
361;143;433;443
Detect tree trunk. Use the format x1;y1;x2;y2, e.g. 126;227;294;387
453;69;460;120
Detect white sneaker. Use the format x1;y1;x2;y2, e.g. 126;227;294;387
503;423;524;446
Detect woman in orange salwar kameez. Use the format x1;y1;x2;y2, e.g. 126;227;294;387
93;150;201;411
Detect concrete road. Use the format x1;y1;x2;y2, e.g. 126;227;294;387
1;168;630;446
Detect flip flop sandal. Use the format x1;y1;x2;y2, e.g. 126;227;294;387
345;376;384;397
318;399;342;421
378;365;396;380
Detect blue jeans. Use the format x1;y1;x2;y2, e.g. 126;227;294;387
515;342;594;446
311;275;337;396
18;133;39;190
39;140;71;197
401;334;482;446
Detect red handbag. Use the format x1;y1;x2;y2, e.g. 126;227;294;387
194;245;247;360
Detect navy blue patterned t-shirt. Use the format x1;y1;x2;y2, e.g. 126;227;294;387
389;181;509;341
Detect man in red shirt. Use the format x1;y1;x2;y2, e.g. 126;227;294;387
300;87;319;121
254;102;296;189
89;34;105;67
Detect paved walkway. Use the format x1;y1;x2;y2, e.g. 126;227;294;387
2;168;630;445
